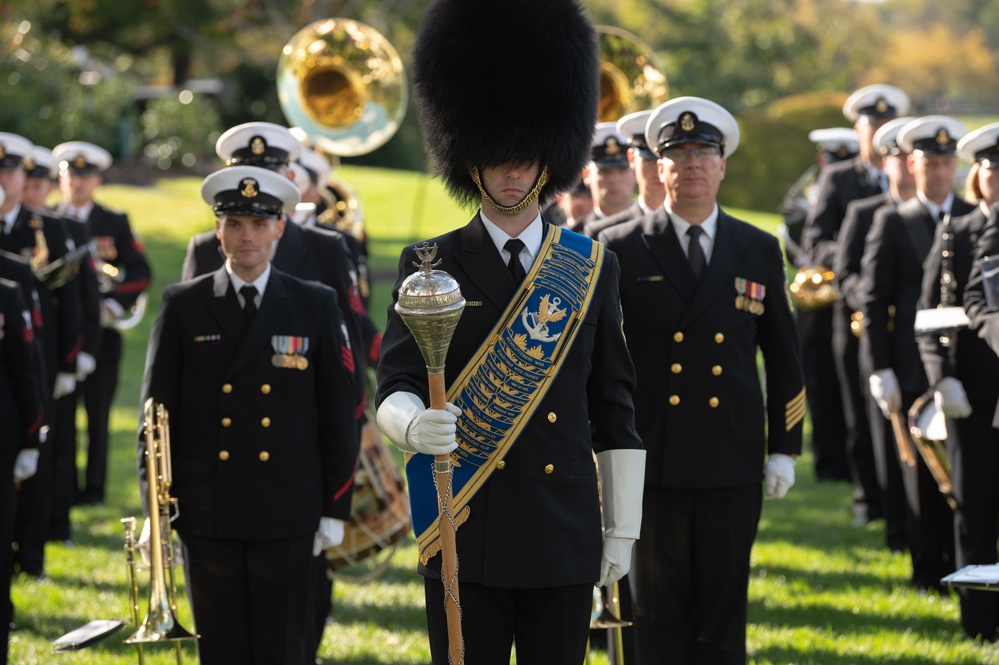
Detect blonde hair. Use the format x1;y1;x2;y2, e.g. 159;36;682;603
966;162;984;204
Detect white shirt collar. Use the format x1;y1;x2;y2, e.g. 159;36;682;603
1;204;21;234
479;209;544;265
225;261;272;307
65;201;95;222
665;203;720;262
917;192;955;221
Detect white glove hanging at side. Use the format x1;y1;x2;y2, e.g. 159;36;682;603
596;448;646;588
764;453;796;499
869;368;901;420
934;377;972;419
53;372;77;399
313;517;346;556
13;448;40;481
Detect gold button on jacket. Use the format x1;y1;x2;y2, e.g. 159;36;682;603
544;464;554;475
259;451;270;462
218;450;230;461
222;383;232;394
496;460;506;470
547;412;557;423
260;384;271;394
221;417;231;427
709;397;720;408
714;332;725;343
673;331;684;342
712;365;723;376
668;395;680;406
671;363;682;374
261;417;271;428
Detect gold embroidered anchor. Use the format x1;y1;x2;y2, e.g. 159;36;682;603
521;294;566;343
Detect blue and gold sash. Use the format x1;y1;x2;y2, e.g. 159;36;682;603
406;226;604;564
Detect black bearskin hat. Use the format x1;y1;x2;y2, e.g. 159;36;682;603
412;0;599;210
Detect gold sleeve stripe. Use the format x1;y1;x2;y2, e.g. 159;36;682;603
785;388;806;431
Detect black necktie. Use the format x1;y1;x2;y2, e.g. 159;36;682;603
686;226;706;280
240;285;258;322
504;238;527;284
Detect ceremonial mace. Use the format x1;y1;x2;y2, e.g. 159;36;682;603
395;242;466;665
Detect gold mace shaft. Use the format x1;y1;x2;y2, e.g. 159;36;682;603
394;242;465;665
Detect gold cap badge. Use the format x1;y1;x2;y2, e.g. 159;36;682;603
74;154;87;168
936;129;950;145
875;98;888;113
680;112;695;132
240;178;259;198
251;136;266;155
605;137;620;155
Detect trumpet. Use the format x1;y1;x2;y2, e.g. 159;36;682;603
94;253;148;332
123;399;197;662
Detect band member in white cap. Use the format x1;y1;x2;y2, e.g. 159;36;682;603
582;109;663;239
138;165;359;664
1;133;82;581
936;122;999;641
863;114;972;593
376;0;645;662
576;121;637;231
22;144;100;545
833;116;915;554
800;84;910;517
51;139;150;507
599;96;805;664
0;271;45;665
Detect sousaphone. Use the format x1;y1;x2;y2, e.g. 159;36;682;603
596;26;669;123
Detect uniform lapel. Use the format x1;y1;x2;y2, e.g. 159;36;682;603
640;209;697;302
451;214;523;310
209;268;247;344
679;211;748;328
273;219;305;276
899;198;936;263
226;270;294;378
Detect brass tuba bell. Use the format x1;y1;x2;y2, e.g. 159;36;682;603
596;26;669;123
277;19;407;157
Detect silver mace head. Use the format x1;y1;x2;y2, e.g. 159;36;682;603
395;242;466;374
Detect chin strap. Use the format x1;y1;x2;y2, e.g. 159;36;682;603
471;164;550;214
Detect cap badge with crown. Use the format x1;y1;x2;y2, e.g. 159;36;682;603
240;178;259;198
680;112;695;132
251;137;266;156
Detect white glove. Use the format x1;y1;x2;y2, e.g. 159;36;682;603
100;298;124;328
764;453;796;499
869;368;901;420
376;391;461;456
312;517;346;556
596;448;646;587
137;517;151;567
934;377;972;419
136;517;185;567
76;351;97;379
597;537;635;588
53;372;77;399
13;448;39;481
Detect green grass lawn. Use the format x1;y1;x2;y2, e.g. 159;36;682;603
9;168;999;664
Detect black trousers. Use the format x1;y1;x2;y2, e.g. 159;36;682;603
1;448;18;665
631;484;762;665
80;330;121;499
951;405;999;640
832;308;881;521
859;337;907;551
183;533;314;665
424;578;591;665
798;309;849;481
900;391;955;591
48;388;79;540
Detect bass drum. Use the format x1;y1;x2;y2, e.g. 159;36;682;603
325;411;411;581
